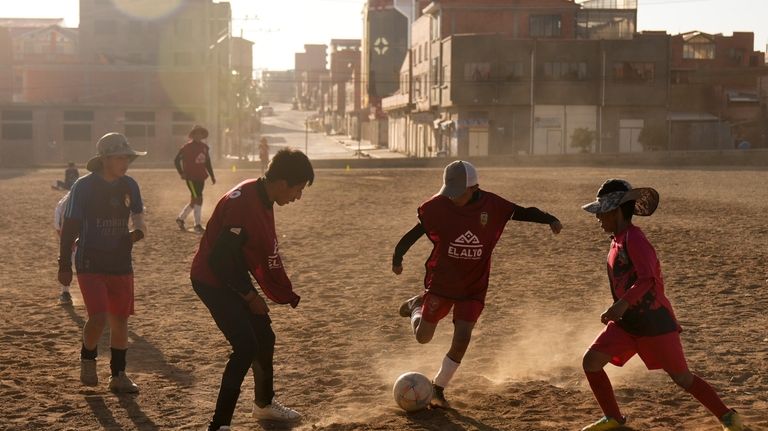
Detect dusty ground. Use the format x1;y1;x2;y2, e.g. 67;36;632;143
0;166;766;430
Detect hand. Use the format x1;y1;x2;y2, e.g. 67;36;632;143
130;229;144;243
550;220;562;235
58;270;72;286
392;265;403;275
246;294;270;315
600;299;629;325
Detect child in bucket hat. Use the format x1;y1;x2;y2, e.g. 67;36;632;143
59;132;147;394
579;179;744;431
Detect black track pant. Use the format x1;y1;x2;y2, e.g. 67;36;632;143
192;280;275;430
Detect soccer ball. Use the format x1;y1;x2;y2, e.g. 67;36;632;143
392;371;432;412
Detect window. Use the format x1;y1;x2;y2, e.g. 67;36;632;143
2;110;33;140
431;57;440;86
613;62;654;82
64;111;94;122
63;124;92;141
464;63;491;82
63;111;93;142
414;75;421;99
503;62;524;81
125;111;155;122
125;124;155;138
543;62;587;80
125;111;155;138
683;43;715;60
670;70;690;85
172;111;198;136
530;15;562;38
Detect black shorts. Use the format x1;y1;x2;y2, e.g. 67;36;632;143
186;180;205;198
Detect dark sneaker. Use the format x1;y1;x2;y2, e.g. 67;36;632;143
175;218;185;231
108;371;139;393
193;224;205;234
58;291;73;305
430;384;450;409
398;294;423;317
720;409;744;431
80;359;98;386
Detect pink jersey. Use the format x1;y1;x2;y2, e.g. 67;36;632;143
608;224;679;336
418;192;516;302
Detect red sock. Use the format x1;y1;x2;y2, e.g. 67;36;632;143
585;370;623;420
686;375;730;418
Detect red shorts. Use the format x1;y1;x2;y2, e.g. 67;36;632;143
420;292;484;323
77;273;135;317
589;322;688;373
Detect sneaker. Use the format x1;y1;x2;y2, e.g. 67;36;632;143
581;416;627;431
80;359;98;386
721;409;744;431
108;371;139;393
398;294;423;317
193;224;205;234
58;291;73;305
430;383;450;409
252;399;301;422
175;218;185;231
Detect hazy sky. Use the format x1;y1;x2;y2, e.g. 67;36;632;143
3;0;767;71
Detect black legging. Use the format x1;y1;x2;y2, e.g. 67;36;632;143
192;280;275;430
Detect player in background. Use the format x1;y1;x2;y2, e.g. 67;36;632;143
393;160;562;408
191;149;313;430
175;125;216;233
579;179;743;431
58;132;147;393
54;192;73;305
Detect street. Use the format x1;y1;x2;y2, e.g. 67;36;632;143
259;103;358;160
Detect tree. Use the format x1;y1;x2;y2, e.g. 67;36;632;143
638;124;667;151
570;128;596;153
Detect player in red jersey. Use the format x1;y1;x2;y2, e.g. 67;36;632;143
175;125;216;233
579;179;743;431
191;149;313;431
393;160;562;408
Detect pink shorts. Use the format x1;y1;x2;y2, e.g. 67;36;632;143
420;292;484;323
589;322;688;373
77;273;135;317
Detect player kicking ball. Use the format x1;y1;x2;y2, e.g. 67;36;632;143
579;179;744;431
392;160;562;408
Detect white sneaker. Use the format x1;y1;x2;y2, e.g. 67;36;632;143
80;359;98;386
252;399;301;422
108;371;139;393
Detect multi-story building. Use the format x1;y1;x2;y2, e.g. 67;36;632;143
325;39;360;135
668;31;767;149
261;70;296;103
295;44;327;110
0;1;248;167
385;0;766;156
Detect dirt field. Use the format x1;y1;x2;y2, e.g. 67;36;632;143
1;166;766;430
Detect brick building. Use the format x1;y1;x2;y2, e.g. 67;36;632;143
0;1;250;167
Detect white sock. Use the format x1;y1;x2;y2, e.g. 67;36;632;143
193;204;202;226
433;355;460;388
60;284;70;294
410;311;422;334
178;204;193;221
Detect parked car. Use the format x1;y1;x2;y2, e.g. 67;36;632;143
257;105;274;116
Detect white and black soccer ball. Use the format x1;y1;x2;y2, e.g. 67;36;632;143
392;371;432;412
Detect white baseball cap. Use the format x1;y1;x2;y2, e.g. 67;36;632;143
438;160;478;198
